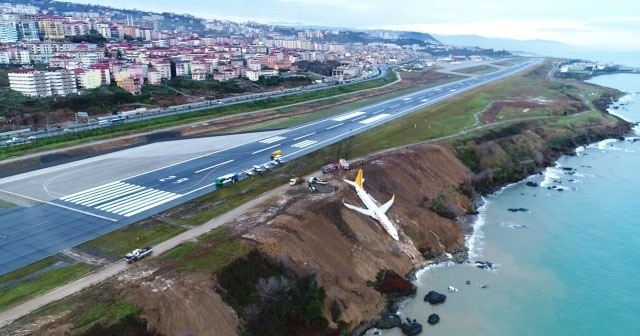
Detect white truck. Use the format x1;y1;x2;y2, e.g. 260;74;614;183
124;246;153;264
118;108;147;118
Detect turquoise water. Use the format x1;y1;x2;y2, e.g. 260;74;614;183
368;73;640;335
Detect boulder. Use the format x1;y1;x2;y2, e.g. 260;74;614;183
525;181;538;187
377;313;401;329
508;207;528;212
475;261;494;270
377;270;416;296
423;290;447;304
427;313;440;325
400;318;423;335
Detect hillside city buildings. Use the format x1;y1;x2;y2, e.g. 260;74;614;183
0;2;437;97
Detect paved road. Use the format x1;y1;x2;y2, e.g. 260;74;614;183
0;59;538;276
0;59;540;328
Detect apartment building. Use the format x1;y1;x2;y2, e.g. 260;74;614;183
76;69;103;90
0;22;18;43
9;67;77;97
16;21;40;41
38;18;65;39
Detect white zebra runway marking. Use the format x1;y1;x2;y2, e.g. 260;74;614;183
292;139;318;148
59;182;182;217
359;114;390;124
332;111;365;121
260;135;286;143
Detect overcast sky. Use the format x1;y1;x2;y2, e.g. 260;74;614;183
63;0;640;52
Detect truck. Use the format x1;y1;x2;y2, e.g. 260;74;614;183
124;246;153;264
118;108;147;119
321;163;338;173
338;159;350;170
271;150;282;160
289;176;304;185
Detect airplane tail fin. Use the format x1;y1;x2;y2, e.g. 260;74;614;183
354;169;364;189
343;169;365;190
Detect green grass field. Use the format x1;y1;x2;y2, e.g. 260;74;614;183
0;263;91;311
451;65;500;75
2;58;619;320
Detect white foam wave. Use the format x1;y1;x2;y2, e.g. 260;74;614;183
596;138;619;149
575;146;585;154
540;165;563;187
465;197;488;260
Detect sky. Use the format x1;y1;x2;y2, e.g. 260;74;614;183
62;0;640;52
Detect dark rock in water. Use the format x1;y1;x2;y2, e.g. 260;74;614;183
377;313;402;329
424;290;447;304
351;320;375;336
481;285;488;289
377;270;416;296
475;261;494;270
562;167;574;171
428;313;440;325
466;280;471;285
401;318;423;335
618;136;626;141
525;181;538;187
508;207;528;212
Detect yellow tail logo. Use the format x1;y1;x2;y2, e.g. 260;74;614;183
354;169;364;188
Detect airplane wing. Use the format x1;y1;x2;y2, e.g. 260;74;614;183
344;202;373;217
367;192;381;205
379;195;395;214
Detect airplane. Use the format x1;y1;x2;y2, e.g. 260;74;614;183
343;169;400;241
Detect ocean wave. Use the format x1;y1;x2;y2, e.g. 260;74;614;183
540;165;563;187
595;138;619;150
466;197;488;260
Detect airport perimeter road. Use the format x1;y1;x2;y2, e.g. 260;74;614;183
0;59;539;276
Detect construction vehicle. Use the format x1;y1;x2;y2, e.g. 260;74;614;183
290;176;305;185
308;177;328;185
270;150;282;160
307;177;328;192
124;246;153;264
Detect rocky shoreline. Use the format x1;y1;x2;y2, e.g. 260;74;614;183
350;112;632;336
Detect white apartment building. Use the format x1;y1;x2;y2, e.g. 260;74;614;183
9;67;77;97
95;23;111;38
76;69;102;90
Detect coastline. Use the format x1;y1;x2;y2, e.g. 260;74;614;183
369;73;640;336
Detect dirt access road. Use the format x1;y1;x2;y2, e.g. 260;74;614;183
0;59;515;328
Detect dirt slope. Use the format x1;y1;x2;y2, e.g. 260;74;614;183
225;143;472;330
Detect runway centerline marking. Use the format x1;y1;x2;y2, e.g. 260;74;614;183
251;144;281;155
195;159;234;174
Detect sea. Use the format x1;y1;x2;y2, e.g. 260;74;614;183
367;56;640;335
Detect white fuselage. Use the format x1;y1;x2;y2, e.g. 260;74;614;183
355;187;399;240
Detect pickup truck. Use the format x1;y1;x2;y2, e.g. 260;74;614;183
124;246;153;264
